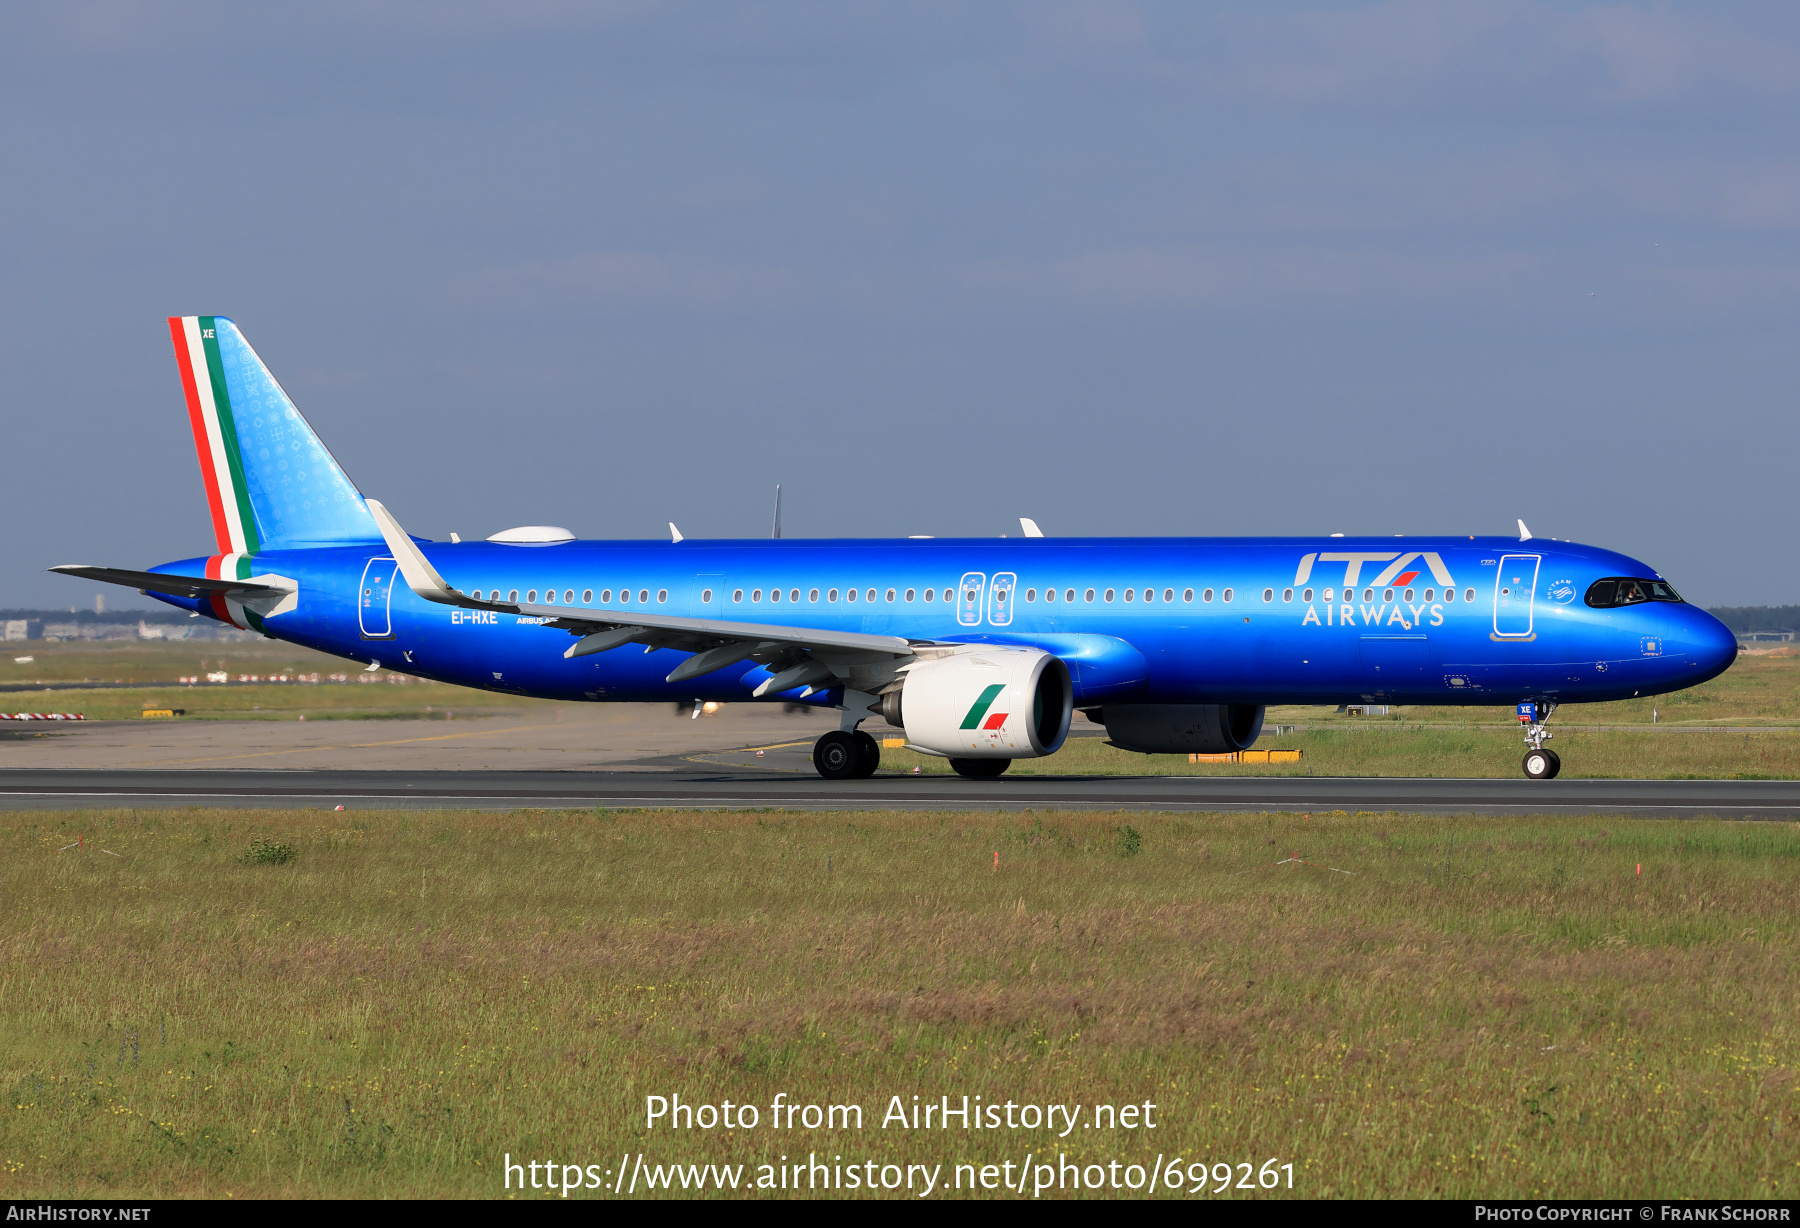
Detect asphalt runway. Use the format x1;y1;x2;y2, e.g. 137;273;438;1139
1;766;1796;817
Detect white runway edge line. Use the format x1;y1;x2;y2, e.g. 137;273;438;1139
0;788;1792;806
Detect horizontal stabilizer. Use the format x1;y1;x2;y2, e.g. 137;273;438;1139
49;564;286;600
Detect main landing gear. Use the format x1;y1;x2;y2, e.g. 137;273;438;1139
1520;700;1561;779
813;729;880;780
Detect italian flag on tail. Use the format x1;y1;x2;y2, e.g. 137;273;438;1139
170;316;261;630
170;315;261;558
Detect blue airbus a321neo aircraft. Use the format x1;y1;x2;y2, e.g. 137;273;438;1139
54;317;1739;781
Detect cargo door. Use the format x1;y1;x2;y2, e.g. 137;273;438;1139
1493;554;1542;637
987;572;1016;626
359;557;397;639
957;572;986;627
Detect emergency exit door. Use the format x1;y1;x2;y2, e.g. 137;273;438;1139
360;557;397;638
1493;554;1541;638
957;573;986;626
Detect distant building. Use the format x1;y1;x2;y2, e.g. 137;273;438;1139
3;619;41;641
1738;630;1794;644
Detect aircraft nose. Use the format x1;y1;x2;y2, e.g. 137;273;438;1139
1678;607;1739;684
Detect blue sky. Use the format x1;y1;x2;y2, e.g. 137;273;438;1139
4;1;1796;607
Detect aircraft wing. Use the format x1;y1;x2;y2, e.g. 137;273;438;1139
367;499;918;692
48;564;290;600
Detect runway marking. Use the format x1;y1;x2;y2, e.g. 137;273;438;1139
0;787;1794;817
139;724;557;766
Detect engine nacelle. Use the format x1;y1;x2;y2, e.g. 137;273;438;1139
1097;703;1264;755
880;648;1072;759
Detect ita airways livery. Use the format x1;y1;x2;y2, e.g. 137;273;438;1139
55;318;1739;781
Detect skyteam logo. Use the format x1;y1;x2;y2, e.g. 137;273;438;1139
1547;578;1577;604
959;684;1008;731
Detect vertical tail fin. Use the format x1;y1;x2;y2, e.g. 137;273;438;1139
169;315;380;552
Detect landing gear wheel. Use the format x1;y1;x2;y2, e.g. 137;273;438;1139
949;757;1010;779
813;731;861;780
852;731;881;779
1523;748;1561;780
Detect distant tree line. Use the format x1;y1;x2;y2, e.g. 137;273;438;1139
1705;606;1800;633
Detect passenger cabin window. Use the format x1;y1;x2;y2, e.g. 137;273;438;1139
828;589;839;602
657;590;668;603
1464;588;1475;602
752;589;762;602
582;589;592;604
1404;588;1414;603
906;588;916;602
1223;588;1234;602
701;589;712;603
1165;588;1175;603
1586;577;1684;608
1183;588;1194;602
886;588;896;602
1203;589;1213;602
527;590;538;603
1262;588;1273;602
509;589;519;603
1123;588;1134;602
733;589;743;602
1065;589;1075;602
923;589;932;602
1028;589;1039;602
770;589;782;603
809;588;820;603
790;589;800;603
1303;588;1313;602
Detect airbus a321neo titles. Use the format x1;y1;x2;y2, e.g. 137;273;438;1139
55;318;1739;780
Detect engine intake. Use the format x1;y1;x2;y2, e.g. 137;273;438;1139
1097;703;1264;755
882;648;1072;759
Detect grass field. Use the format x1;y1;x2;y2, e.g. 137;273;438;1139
3;806;1796;1199
883;727;1800;780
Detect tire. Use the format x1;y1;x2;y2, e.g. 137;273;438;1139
949;757;1010;779
1522;749;1556;780
1542;748;1562;779
852;731;881;779
814;730;860;780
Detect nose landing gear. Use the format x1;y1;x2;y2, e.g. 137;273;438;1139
1519;700;1561;779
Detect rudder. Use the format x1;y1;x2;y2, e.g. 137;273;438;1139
169;315;379;551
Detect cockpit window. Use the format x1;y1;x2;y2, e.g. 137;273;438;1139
1585;577;1683;608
